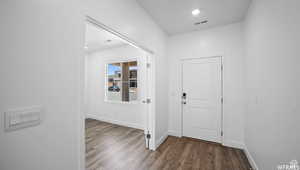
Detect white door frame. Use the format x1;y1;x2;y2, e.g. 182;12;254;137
180;56;224;143
80;15;156;169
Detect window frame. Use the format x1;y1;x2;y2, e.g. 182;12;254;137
104;58;140;104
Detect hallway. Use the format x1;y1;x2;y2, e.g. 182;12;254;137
86;119;252;170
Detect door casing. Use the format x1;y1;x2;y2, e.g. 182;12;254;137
80;15;156;170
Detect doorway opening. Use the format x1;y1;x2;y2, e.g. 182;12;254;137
82;16;155;170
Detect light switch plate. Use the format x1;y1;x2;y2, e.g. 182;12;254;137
4;106;42;132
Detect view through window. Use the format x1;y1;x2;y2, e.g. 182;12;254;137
106;61;138;102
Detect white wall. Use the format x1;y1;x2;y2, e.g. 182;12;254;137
0;0;168;170
167;23;246;148
244;0;300;169
85;0;169;147
85;45;146;129
0;0;84;170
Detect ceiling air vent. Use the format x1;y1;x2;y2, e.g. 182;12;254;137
194;20;208;25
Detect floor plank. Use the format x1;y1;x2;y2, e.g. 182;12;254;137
85;119;252;170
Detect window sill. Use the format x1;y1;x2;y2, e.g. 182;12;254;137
104;100;140;105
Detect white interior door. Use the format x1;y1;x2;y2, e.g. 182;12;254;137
182;57;222;143
138;50;151;148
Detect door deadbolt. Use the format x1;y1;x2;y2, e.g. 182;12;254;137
182;92;187;104
182;92;187;99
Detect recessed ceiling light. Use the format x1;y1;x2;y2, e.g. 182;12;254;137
192;9;201;16
84;46;88;49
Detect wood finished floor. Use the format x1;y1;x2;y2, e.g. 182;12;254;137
85;119;252;170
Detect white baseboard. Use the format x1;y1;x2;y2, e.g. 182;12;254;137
222;140;245;149
155;133;169;149
86;114;144;130
223;141;259;170
168;130;181;137
167;130;258;169
243;145;259;170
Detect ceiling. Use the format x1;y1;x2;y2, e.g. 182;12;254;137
85;22;127;52
137;0;251;35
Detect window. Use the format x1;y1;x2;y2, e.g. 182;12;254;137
106;61;138;102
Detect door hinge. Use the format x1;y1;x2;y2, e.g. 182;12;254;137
147;63;151;68
221;97;223;103
221;131;223;136
146;133;151;139
146;131;151;149
221;64;223;71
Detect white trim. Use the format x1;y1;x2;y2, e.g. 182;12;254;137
79;37;86;170
86;114;144;130
104;100;140;105
244;145;259;170
79;108;85;170
223;141;259;170
86;16;154;55
168;130;181;137
147;54;156;151
155;133;169;149
222;140;245;149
